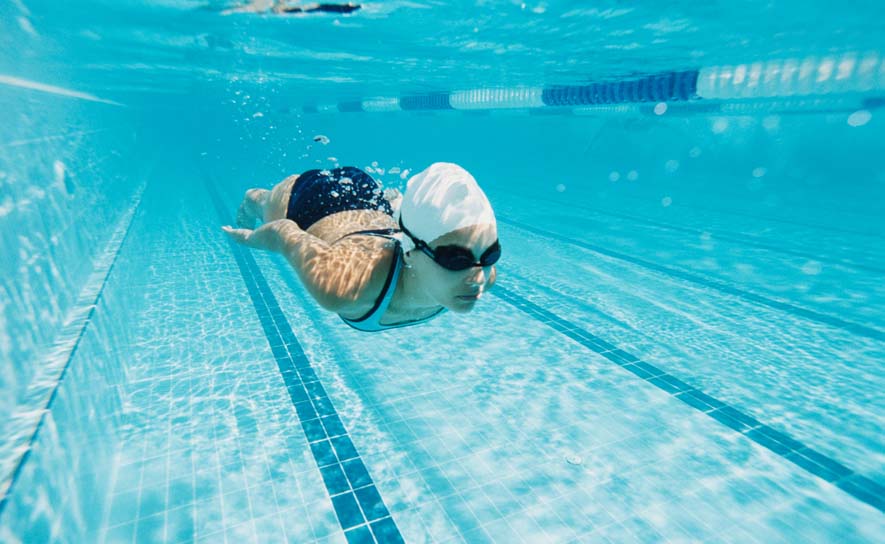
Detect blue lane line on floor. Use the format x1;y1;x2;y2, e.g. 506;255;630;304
493;285;885;514
205;180;405;544
498;216;885;342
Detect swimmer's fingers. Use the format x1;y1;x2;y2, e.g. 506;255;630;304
221;225;253;245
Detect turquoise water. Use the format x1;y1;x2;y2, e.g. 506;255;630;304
2;1;885;542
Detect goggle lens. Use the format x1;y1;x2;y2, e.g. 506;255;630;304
433;241;501;271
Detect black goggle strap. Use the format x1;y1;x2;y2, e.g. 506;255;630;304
398;216;431;252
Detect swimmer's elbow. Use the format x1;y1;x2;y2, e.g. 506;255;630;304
313;292;346;313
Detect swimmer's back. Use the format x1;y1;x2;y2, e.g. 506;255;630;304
261;173;401;319
264;173;397;244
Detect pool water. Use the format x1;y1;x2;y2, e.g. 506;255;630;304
2;1;884;543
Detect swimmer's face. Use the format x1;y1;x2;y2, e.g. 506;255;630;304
411;223;498;313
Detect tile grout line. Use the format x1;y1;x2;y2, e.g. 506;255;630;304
204;176;406;544
492;284;885;515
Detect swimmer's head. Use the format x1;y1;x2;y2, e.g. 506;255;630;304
397;163;499;311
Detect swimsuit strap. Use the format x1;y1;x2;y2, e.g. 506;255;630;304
333;228;401;244
335;228;447;332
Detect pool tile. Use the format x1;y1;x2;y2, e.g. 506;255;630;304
331;492;366;529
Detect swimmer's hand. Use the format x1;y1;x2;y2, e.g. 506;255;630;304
222;220;310;253
222;225;255;246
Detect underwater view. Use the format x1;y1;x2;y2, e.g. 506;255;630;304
2;0;884;542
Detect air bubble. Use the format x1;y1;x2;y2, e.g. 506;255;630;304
762;115;780;132
847;110;872;127
661;196;672;207
313;134;330;144
608;171;620;182
653;102;668;115
555;184;566;192
626;170;639;181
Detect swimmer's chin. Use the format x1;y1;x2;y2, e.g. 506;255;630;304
446;294;482;313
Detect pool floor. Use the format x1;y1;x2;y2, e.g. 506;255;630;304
87;159;885;543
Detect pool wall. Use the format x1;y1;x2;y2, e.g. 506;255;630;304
0;84;142;540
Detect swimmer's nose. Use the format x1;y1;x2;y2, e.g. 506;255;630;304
464;265;486;285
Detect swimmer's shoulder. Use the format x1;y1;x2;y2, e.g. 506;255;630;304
332;234;399;319
306;209;397;243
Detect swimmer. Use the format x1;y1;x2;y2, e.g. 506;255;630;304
222;163;500;332
274;2;360;14
222;0;360;15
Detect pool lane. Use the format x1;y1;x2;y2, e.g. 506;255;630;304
493;285;885;514
496;216;885;342
204;177;405;544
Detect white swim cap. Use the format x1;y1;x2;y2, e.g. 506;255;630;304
394;162;496;253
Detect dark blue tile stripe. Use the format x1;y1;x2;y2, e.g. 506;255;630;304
493;285;885;514
498;216;885;342
204;179;405;540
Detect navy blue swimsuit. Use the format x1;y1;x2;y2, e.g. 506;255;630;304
286;166;392;230
286;167;445;332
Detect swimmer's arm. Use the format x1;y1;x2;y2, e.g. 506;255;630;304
222;220;383;312
222;219;309;254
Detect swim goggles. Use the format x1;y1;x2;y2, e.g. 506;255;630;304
399;218;501;271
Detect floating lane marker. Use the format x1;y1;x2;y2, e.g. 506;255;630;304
302;53;884;115
361;97;401;112
449;87;545;109
205;178;405;544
